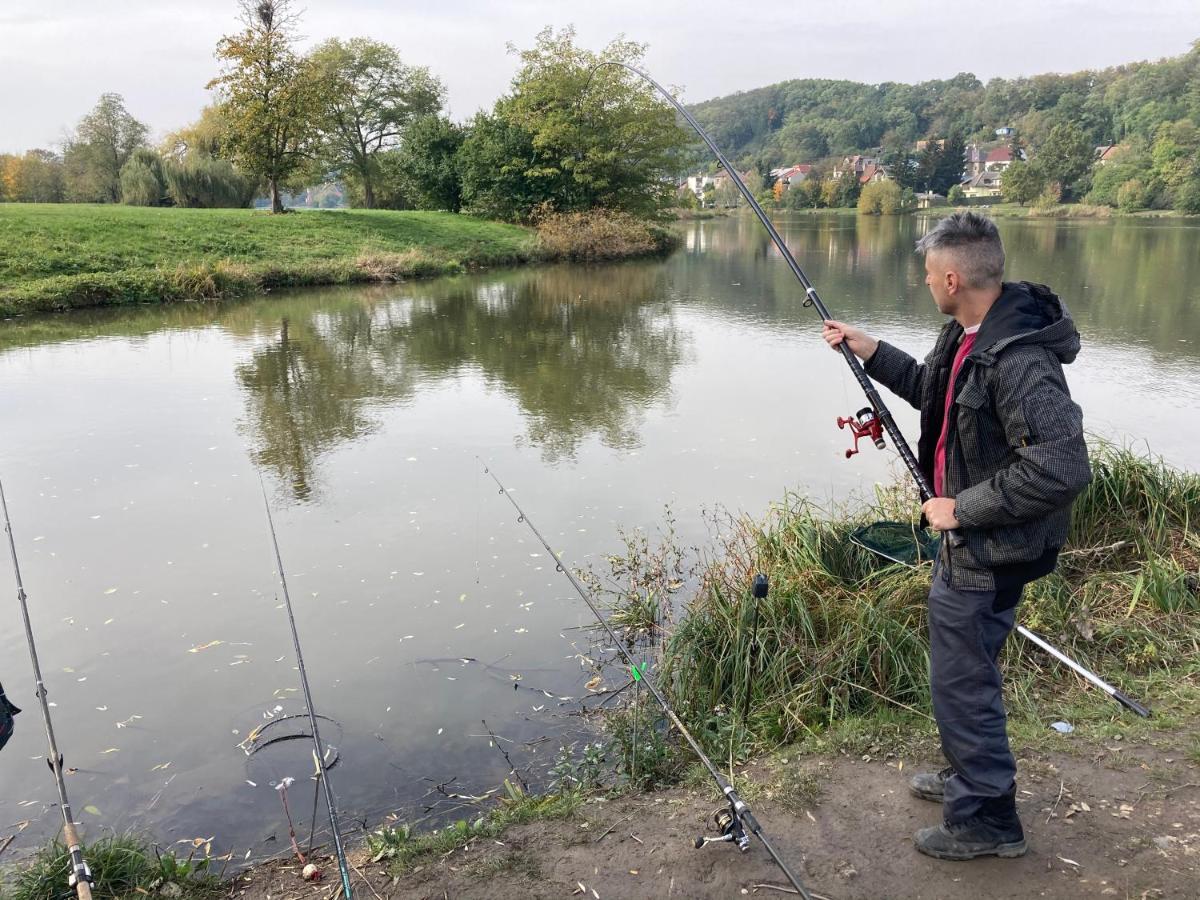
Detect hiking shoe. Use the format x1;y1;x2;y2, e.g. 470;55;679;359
909;766;954;803
914;816;1027;861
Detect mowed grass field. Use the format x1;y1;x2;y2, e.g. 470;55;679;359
0;203;539;315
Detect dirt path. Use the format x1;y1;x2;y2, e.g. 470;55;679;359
232;736;1199;900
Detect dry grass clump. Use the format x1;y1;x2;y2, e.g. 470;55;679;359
354;248;462;281
535;209;677;262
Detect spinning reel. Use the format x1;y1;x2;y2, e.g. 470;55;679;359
694;805;751;852
837;406;886;458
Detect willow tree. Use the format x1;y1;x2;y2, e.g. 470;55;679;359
208;0;314;212
308;38;444;209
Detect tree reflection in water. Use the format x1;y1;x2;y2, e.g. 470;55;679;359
236;263;685;499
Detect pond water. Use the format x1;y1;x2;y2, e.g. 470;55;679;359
1;212;1198;862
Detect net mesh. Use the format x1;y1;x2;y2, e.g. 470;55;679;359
849;520;941;566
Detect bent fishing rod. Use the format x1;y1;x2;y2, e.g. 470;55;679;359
849;534;1151;718
481;462;814;900
1;476;94;900
589;62;964;549
260;483;354;899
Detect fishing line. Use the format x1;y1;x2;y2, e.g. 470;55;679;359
259;481;354;898
585;61;964;550
1;475;95;900
480;460;813;900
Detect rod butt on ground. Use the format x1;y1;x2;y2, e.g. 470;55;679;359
1113;690;1152;718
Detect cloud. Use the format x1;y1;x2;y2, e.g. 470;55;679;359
0;0;1196;153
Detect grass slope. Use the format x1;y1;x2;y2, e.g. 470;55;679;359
0;204;538;316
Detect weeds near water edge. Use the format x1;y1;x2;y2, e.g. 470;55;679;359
661;445;1200;757
2;834;220;900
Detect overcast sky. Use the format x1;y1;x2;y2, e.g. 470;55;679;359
1;0;1197;154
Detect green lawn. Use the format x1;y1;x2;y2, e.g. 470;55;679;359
0;204;539;315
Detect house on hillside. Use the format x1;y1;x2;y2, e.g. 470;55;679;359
984;147;1014;171
915;138;946;152
770;164;814;188
916;191;947;209
685;173;715;198
1095;144;1124;165
833;155;881;180
962;170;1003;199
859;162;889;184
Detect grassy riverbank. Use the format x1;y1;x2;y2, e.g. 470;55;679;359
665;444;1199;756
0;204;674;317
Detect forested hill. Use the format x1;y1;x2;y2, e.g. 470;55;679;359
687;40;1200;167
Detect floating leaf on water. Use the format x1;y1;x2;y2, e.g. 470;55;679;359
101;748;120;754
245;780;256;787
83;805;102;816
103;588;117;595
515;628;528;634
188;640;223;653
150;762;172;771
103;619;114;625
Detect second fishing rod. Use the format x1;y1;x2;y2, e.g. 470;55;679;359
260;484;354;900
482;461;814;900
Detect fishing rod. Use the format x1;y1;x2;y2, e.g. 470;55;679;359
481;462;814;900
260;483;354;899
588;61;964;549
848;532;1151;718
1;476;94;900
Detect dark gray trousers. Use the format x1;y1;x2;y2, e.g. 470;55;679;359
928;562;1019;823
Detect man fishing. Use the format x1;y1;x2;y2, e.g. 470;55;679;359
822;211;1091;860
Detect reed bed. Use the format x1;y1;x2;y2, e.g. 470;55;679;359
662;445;1200;753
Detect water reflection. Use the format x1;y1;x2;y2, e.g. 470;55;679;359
236;264;685;498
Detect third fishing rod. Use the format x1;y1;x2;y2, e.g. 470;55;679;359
587;61;964;550
260;483;354;899
2;475;94;900
481;461;814;900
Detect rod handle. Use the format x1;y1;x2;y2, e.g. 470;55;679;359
946;527;966;549
1113;689;1151;719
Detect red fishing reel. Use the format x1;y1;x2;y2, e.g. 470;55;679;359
837;407;886;458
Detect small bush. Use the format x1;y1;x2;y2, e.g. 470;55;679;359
535;209;677;262
857;180;904;215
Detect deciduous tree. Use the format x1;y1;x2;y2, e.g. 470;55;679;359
308;38;444;209
208;0;316;212
63;93;149;202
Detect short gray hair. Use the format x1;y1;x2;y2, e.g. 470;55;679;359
915;212;1005;288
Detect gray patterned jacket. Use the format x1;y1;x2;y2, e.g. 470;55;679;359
864;281;1092;590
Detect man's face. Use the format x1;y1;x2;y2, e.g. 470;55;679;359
924;250;959;316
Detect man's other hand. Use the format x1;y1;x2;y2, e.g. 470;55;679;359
922;498;960;532
822;320;879;362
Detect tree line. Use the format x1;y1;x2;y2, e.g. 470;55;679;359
688;40;1200;214
0;2;690;222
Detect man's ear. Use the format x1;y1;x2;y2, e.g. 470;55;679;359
944;269;961;295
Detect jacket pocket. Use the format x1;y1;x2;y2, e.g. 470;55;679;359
1022;385;1084;444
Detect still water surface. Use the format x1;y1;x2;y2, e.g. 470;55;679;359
1;213;1198;859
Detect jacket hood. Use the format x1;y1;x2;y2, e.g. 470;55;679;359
971;281;1080;365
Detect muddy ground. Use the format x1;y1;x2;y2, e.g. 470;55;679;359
228;729;1199;900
